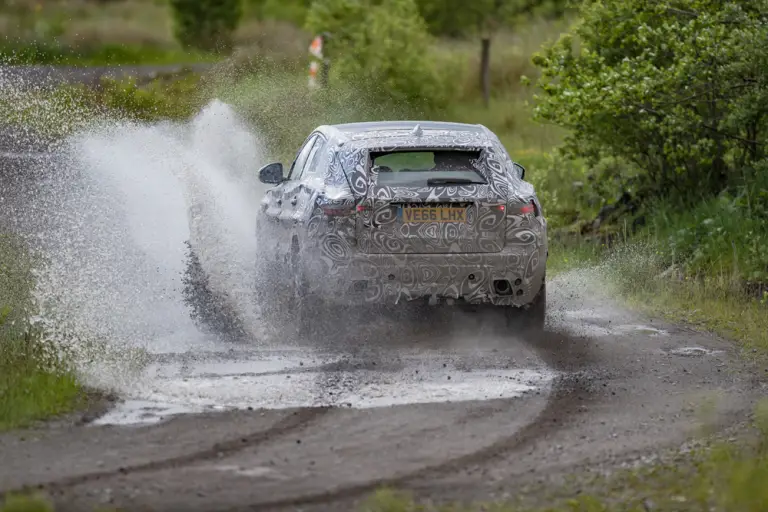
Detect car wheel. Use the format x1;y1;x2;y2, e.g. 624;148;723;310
504;279;546;332
254;254;294;327
295;286;351;340
290;252;346;340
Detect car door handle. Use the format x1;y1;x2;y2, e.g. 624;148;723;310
290;197;298;206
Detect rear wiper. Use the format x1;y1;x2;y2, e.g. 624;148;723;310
427;178;484;186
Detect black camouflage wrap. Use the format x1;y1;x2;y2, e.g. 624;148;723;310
257;122;547;307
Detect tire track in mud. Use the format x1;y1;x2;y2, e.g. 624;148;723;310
221;330;603;512
8;407;331;496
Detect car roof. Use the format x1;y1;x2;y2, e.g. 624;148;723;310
321;121;494;149
331;120;485;134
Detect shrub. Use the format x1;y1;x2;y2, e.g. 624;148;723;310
532;0;768;204
170;0;243;53
94;74;203;121
305;0;454;113
244;0;312;26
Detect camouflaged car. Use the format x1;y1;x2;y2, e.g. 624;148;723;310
256;121;548;330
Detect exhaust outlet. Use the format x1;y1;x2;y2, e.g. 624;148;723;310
493;279;513;296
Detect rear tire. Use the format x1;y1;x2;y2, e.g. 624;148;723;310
505;280;546;332
291;252;347;340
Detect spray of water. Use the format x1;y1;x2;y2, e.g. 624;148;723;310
2;71;562;420
9;97;275;389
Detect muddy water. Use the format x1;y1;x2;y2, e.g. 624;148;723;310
90;296;558;425
96;347;554;425
92;281;682;427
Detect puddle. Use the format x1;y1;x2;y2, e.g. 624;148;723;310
553;309;669;338
669;347;723;357
92;349;554;426
207;465;278;478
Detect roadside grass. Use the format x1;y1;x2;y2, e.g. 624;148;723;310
544;232;768;358
0;72;204;143
361;403;768;512
0;0;195;65
0;0;308;66
0;42;219;66
546;237;603;276
0;494;53;512
0;234;82;431
601;242;768;356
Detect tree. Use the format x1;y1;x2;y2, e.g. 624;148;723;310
532;0;768;202
415;0;574;105
305;0;452;111
415;0;573;37
244;0;312;26
170;0;243;53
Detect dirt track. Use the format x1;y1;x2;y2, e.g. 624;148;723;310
0;65;765;510
0;269;762;511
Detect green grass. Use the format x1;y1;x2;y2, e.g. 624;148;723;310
0;234;83;431
601;242;768;356
0;0;310;66
0;42;219;66
0;494;53;512
0;352;82;431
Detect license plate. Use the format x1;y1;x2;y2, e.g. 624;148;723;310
401;206;467;223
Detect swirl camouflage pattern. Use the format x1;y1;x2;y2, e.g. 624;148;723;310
256;121;547;319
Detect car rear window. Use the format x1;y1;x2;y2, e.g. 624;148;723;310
371;150;486;187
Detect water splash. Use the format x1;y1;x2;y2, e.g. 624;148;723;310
17;100;271;362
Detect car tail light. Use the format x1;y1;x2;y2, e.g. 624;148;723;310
508;200;539;216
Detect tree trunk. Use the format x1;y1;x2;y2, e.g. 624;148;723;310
321;59;330;88
480;36;491;107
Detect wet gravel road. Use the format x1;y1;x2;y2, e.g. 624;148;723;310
0;267;762;511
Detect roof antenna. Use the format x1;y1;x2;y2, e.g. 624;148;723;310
411;124;423;137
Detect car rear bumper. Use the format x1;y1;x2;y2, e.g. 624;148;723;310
307;244;547;307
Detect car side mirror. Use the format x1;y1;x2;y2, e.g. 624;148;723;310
513;163;526;180
258;162;284;184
